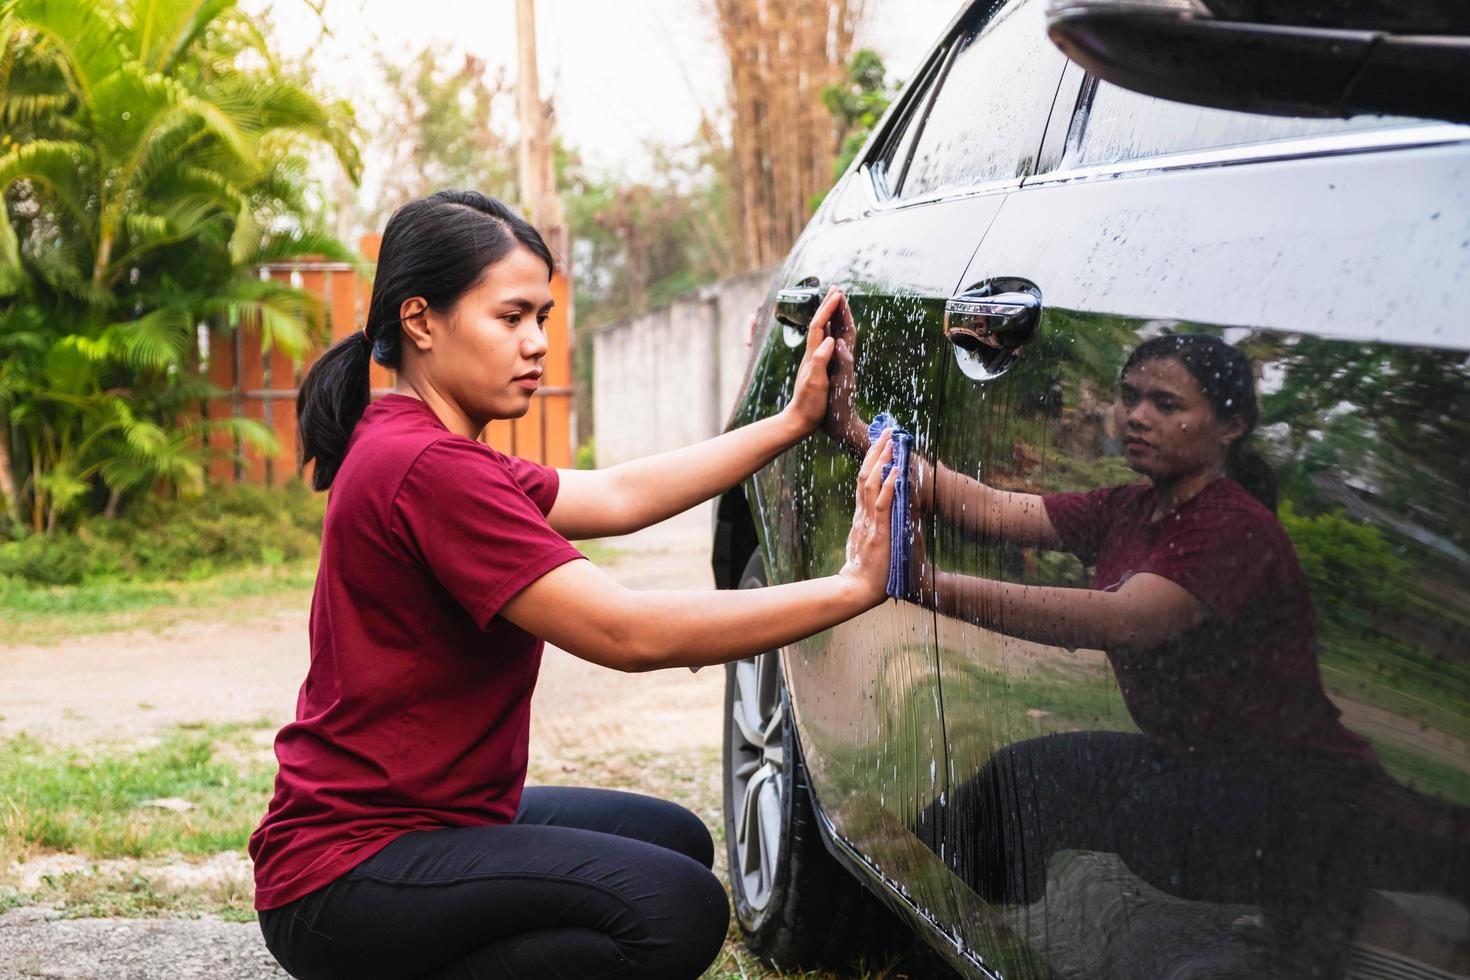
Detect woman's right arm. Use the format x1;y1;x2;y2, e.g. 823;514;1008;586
501;431;900;672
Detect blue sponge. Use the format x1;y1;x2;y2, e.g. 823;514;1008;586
867;413;913;599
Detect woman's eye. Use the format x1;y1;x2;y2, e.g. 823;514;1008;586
536;315;549;330
504;312;522;325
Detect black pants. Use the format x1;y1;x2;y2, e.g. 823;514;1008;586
258;787;730;980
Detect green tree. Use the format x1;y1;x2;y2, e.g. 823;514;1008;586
357;49;518;232
821;49;897;181
0;0;360;532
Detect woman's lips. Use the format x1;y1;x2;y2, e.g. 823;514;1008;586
515;376;540;392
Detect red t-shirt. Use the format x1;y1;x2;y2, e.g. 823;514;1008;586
249;394;584;910
1043;478;1374;765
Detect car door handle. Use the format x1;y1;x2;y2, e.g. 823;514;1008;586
944;287;1041;380
775;281;823;332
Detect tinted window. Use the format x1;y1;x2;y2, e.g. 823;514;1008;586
1067;81;1423;167
899;0;1066;199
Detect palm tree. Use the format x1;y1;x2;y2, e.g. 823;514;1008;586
0;0;361;531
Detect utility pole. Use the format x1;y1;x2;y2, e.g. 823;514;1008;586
515;0;580;461
515;0;567;267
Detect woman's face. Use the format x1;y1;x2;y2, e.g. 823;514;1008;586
1115;357;1242;482
420;246;553;427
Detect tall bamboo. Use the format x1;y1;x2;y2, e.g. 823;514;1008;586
714;0;866;269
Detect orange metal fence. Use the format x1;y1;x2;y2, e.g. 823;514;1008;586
203;236;573;486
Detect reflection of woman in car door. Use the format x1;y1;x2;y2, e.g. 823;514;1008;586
823;323;1468;962
923;333;1370;765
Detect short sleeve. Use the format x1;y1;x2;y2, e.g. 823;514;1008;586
1043;485;1138;564
1138;506;1278;623
503;454;561;515
393;439;584;630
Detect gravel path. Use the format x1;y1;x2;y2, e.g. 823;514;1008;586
0;908;287;980
0;504;726;980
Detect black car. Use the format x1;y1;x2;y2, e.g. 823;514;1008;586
710;1;1470;977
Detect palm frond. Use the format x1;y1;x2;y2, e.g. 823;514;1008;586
126;109;207;194
101;304;191;371
198;278;318;358
11;0;124;109
125;0;235;74
2;89;68;126
0;138;95;228
242;228;360;269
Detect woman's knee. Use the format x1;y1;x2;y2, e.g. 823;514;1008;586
632;858;729;978
658;801;716;869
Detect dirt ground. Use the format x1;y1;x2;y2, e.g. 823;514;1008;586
0;503;732;980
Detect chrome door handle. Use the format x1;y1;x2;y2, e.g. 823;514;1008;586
944;288;1040;381
775;279;823;332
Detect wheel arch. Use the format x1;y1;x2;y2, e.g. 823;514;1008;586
711;482;762;591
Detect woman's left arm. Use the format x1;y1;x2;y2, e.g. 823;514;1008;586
547;289;850;540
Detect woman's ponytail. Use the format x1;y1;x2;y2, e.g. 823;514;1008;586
297;331;373;491
294;189;553;491
1226;442;1279;514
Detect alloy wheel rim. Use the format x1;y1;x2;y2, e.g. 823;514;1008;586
729;649;787;913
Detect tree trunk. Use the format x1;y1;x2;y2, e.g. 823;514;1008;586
0;420;17;526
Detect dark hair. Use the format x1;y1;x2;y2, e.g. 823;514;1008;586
1123;334;1278;512
297;190;554;490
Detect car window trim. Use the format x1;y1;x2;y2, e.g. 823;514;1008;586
888;34;966;198
865;36;957;202
861;2;1069;211
1034;59;1088;175
1023;119;1470;187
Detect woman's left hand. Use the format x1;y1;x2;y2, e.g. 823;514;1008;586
780;288;852;436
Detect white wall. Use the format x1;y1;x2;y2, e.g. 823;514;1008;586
593;268;775;467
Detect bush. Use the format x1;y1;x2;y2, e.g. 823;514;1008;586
576;438;596;470
1279;501;1404;635
0;483;325;586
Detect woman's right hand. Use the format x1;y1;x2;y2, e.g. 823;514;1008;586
839;428;899;608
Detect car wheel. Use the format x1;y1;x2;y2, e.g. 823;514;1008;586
722;549;903;970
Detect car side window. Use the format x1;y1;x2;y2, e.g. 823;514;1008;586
897;0;1067;200
1065;80;1426;167
867;41;948;199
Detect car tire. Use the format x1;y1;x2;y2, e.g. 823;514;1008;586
722;549;903;971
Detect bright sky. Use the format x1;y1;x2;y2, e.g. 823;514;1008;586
247;0;964;174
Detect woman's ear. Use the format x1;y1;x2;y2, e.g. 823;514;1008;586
1219;413;1248;447
399;298;432;352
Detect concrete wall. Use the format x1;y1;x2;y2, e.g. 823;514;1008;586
593;268;775;466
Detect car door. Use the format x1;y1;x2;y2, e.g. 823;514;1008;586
743;0;1069;942
925;77;1470;977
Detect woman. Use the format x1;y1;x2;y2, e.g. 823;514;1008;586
250;190;897;980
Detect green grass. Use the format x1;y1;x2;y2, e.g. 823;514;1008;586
1369;739;1470;806
0;727;928;976
0;723;276;860
16;866;258;922
0;539;624;646
0;560;318;646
